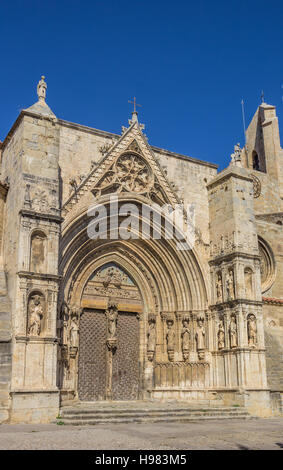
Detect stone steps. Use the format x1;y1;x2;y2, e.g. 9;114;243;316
58;403;252;425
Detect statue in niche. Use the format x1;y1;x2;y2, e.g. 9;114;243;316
195;316;206;359
166;319;175;361
229;316;238;348
226;269;235;300
181;317;191;360
244;268;253;299
217;319;225;350
69;316;79;348
216;273;223;303
28;294;44;336
30;233;46;273
147;315;156;361
60;302;69;345
105;302;118;350
247;314;257;347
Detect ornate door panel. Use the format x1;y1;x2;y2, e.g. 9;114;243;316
78;309;106;401
78;309;140;401
112;312;140;401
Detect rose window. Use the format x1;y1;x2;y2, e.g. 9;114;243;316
114;153;153;193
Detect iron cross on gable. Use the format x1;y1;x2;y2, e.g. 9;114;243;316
128;97;142;113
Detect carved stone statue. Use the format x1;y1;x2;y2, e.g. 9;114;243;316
216;273;223;303
147;316;156;361
229;316;237;348
28;294;44;336
166;319;175;361
105;303;118;350
247;314;257;347
217;319;225;350
195;316;205;359
226;269;235;300
37;76;47;102
60;302;69;345
181;317;191;360
70;317;79;348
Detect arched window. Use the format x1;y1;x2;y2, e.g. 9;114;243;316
252;151;260;171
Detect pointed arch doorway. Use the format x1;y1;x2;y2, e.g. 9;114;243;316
78;263;143;401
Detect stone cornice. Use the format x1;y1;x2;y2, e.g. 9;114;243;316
209;251;261;265
15;335;58;344
210;299;263;310
207;167;253;190
20;209;63;223
255;212;283;224
17;271;61;282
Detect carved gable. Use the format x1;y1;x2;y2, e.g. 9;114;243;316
62;122;181;227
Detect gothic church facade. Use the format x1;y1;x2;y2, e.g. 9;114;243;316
0;77;282;423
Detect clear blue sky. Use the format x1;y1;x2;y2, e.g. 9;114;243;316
1;0;282;169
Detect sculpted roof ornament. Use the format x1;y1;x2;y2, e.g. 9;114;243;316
230;143;242;167
37;76;47;103
24;75;56;118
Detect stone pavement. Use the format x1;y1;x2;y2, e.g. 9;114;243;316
0;418;283;450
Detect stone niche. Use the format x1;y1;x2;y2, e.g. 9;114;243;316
27;291;46;336
30;230;47;273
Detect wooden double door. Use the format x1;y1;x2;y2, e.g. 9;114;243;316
78;309;140;401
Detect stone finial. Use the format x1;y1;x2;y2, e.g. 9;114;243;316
230;143;242;167
37;76;47;103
